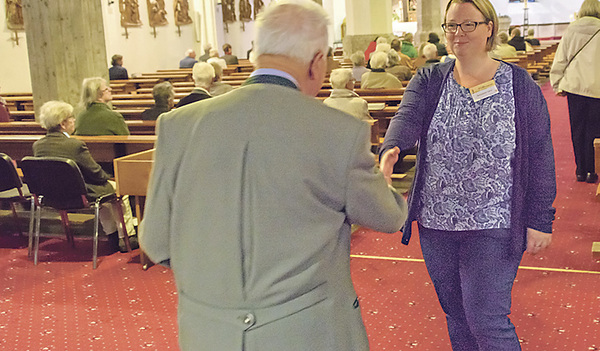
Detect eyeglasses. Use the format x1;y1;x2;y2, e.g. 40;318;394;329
441;21;489;33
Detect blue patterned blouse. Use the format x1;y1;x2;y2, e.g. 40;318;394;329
419;62;516;231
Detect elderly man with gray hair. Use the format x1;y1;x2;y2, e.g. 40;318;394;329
175;62;214;108
141;81;175;120
179;49;198;68
324;68;371;121
140;0;407;350
360;51;403;89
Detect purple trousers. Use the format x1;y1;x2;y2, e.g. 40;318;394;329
418;224;523;351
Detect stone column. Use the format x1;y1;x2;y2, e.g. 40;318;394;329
22;0;108;116
415;0;445;48
343;0;393;57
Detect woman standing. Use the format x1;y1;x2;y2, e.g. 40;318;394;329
380;0;556;349
550;0;600;183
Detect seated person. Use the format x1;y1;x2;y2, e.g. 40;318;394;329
0;94;10;122
208;62;234;96
141;81;175;120
360;51;403;89
400;32;418;58
180;49;198;68
326;47;341;75
207;49;227;70
33;101;137;253
508;27;527;51
198;44;212;62
350;51;369;82
390;38;415;70
175;62;214;108
74;77;130;136
323;69;371;122
221;43;239;65
492;32;517;59
525;28;541;46
386;49;412;81
422;43;440;66
108;54;128;80
427;32;448;56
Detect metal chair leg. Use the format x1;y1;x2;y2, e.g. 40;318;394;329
28;196;35;258
93;203;100;269
33;197;42;265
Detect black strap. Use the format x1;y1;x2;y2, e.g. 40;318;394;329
566;28;600;68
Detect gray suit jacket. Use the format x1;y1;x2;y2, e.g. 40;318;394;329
140;80;407;351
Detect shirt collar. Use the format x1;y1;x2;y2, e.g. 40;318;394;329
250;69;300;88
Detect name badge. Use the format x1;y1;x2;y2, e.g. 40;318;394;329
469;80;499;102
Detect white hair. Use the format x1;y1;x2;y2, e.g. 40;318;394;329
370;51;389;69
192;62;215;89
253;0;330;65
329;68;353;89
423;43;438;60
152;81;174;105
39;101;74;131
376;37;388;44
375;43;391;53
350;51;365;67
79;77;105;109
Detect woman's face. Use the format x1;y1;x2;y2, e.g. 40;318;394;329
60;115;76;135
97;83;112;103
444;2;492;58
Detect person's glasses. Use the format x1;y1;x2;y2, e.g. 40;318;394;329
442;21;489;33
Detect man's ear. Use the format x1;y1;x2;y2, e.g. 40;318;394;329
308;51;325;80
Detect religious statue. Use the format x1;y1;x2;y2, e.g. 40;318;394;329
253;0;264;20
147;0;168;26
119;0;142;27
239;0;252;22
5;0;24;30
222;0;236;23
174;0;193;26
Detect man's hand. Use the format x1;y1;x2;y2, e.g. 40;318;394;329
380;147;400;185
526;228;552;255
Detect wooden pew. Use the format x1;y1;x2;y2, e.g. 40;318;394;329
0;121;157;135
0;135;156;162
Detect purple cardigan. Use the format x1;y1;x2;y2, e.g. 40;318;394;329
380;59;556;254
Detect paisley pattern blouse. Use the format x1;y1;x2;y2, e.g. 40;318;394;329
419;62;516;231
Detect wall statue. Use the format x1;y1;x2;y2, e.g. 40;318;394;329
147;0;168;26
174;0;193;26
222;0;236;23
239;0;252;22
119;0;143;27
253;0;264;20
5;0;24;30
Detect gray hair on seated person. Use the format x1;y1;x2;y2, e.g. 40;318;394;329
350;51;365;67
376;37;389;44
79;77;105;109
209;61;224;80
423;43;438;60
329;68;353;89
498;32;509;44
253;0;330;65
375;43;391;53
387;49;400;67
192;62;216;89
578;0;600;19
39;100;73;132
370;51;389;69
152;81;175;106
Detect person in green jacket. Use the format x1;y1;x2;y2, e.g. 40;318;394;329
400;32;418;58
74;77;130;136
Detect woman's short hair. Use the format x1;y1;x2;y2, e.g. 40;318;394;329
79;77;105;109
39;101;74;131
444;0;499;51
111;54;123;66
579;0;600;19
329;68;353;89
403;32;413;42
387;49;400;67
209;61;223;80
350;51;365;67
152;81;174;106
253;0;330;65
423;43;439;60
498;32;509;44
376;37;389;44
370;51;389;69
192;62;216;88
375;43;391;53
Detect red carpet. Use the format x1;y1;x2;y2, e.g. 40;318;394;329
1;82;599;350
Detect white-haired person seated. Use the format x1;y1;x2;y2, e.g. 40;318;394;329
324;68;372;122
74;77;130;136
386;49;412;81
33;101;138;253
142;81;175;120
175;62;215;108
208;61;234;96
422;43;441;67
361;51;403;89
350;51;370;82
492;32;517;59
206;48;227;70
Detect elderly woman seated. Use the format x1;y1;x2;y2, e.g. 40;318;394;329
361;51;403;89
386;49;412;81
350;51;370;82
74;77;130;136
33;101;138;253
176;62;215;108
492;32;518;59
142;81;175;120
208;61;234;96
323;69;372;122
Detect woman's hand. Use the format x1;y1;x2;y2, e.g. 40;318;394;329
380;147;400;185
526;228;552;255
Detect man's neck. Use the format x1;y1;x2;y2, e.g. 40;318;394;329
254;55;310;93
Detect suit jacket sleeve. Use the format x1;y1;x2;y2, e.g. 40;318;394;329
345;122;407;233
73;141;112;185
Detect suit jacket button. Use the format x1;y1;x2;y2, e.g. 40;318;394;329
242;313;256;327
